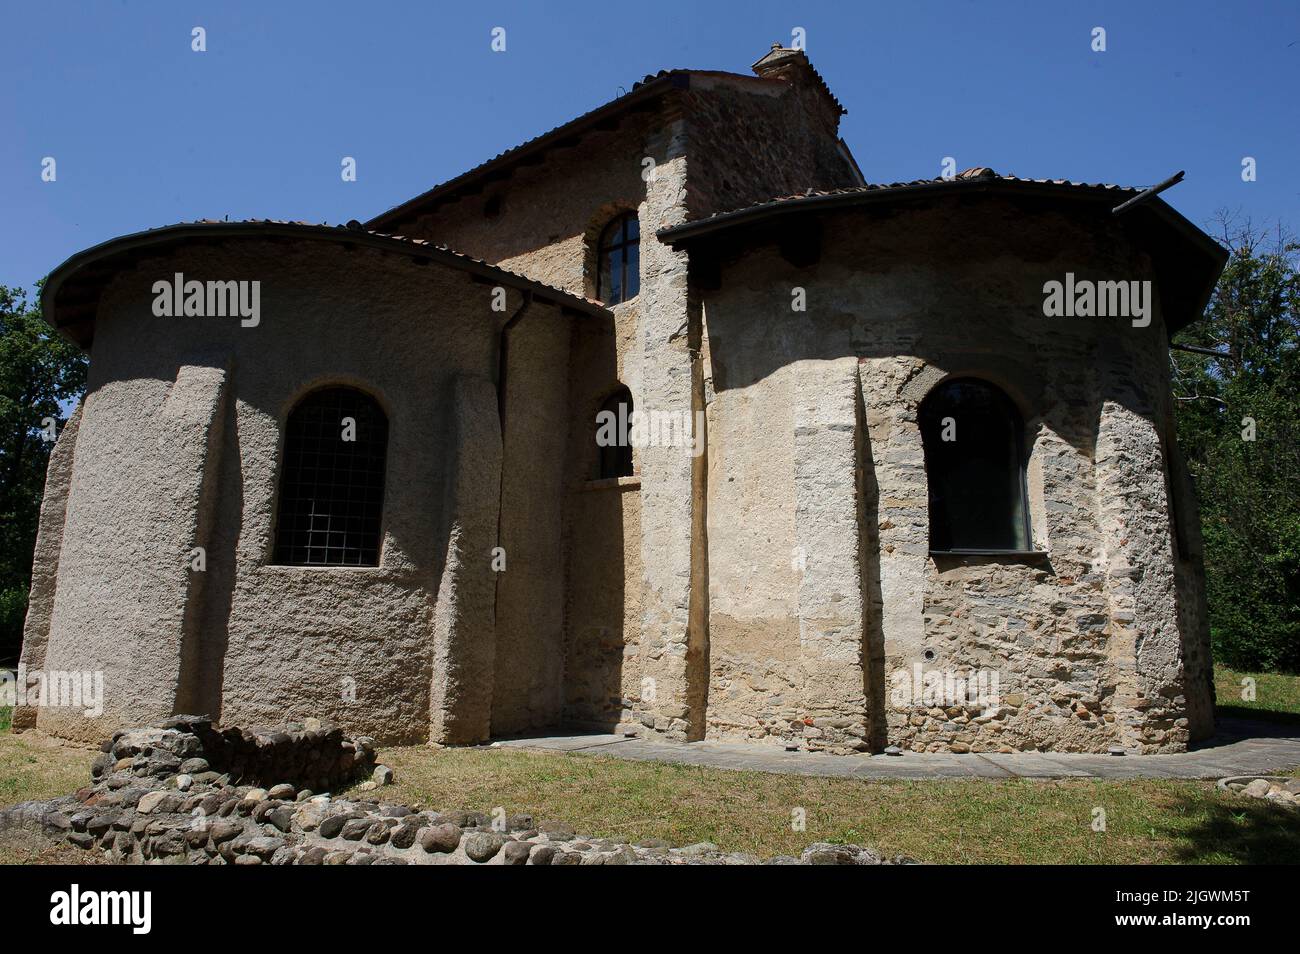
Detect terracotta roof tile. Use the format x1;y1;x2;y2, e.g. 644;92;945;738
163;219;603;308
655;169;1147;243
702;169;1140;220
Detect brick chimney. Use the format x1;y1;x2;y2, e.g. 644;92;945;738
750;43;846;130
751;43;807;80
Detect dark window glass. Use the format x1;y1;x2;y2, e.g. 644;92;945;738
273;387;389;566
597;213;640;305
596;386;634;479
919;379;1030;552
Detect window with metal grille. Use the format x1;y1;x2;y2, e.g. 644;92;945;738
272;387;389;566
597;212;640;305
919;378;1031;553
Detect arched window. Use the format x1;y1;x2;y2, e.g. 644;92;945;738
597;212;639;305
595;386;634;479
919;378;1030;552
273;387;389;566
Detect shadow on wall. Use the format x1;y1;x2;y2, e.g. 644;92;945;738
562;486;629;731
700;199;1169;448
855;379;888;750
562;316;634;733
178;380;242;720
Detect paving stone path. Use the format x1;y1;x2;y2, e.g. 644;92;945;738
493;717;1300;781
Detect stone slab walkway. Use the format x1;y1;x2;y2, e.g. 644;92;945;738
491;718;1300;781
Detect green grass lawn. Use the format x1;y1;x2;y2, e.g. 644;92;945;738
1214;667;1300;722
370;744;1299;864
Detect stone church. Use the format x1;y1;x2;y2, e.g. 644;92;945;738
18;46;1226;754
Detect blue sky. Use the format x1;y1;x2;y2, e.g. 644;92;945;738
2;0;1297;295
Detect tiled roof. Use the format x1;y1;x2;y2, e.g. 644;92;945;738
656;168;1145;242
365;59;847;230
707;168;1137;218
179;219;604;309
651;167;1227;338
43;218;609;347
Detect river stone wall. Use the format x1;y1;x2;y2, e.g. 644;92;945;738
90;715;379;792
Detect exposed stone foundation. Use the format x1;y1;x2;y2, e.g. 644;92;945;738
91;715;380;792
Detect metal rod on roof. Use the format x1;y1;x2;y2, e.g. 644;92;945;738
1112;170;1185;215
1170;342;1234;360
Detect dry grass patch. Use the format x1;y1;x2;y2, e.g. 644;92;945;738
0;729;100;865
0;728;95;806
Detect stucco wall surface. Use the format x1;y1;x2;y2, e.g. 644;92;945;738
697;199;1211;753
27;239;571;745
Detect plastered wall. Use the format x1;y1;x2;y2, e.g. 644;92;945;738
697;199;1212;753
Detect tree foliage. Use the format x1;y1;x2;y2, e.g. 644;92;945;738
0;284;87;664
1172;218;1300;672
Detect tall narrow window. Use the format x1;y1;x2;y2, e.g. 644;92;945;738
597;212;640;305
595;386;635;479
919;378;1030;552
273;387;389;566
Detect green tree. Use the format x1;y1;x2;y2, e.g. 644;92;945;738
1172;218;1300;672
0;284;87;664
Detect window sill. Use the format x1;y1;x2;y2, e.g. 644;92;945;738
261;563;387;572
930;550;1049;559
581;475;641;492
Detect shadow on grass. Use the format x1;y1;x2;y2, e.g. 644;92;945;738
1161;792;1300;864
1216;703;1300;726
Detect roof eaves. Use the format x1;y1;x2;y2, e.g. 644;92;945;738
43;220;609;347
656;175;1148;245
654;173;1228;337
